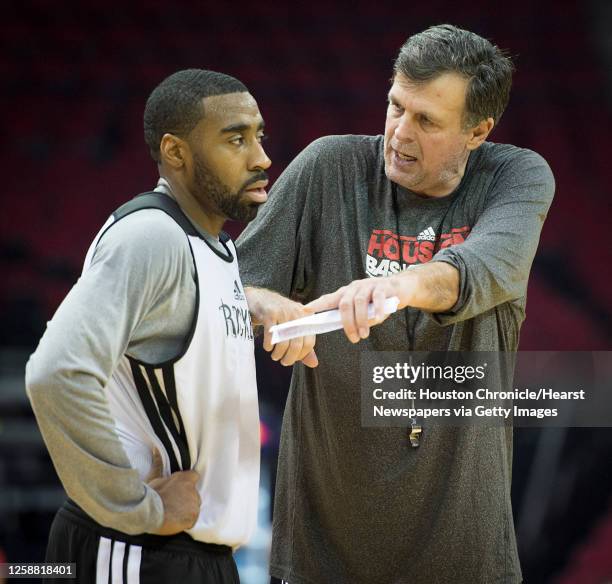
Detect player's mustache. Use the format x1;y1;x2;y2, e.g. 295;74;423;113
242;172;269;190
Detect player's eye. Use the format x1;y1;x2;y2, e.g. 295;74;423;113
229;135;245;146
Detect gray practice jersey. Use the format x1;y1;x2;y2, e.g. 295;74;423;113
236;135;555;584
25;185;216;534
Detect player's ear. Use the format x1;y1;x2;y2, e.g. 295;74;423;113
160;133;190;169
466;117;494;150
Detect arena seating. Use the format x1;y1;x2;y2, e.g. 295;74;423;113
2;1;611;580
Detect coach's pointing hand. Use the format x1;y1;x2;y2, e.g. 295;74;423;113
306;262;459;344
307;279;396;344
146;449;201;535
245;287;318;368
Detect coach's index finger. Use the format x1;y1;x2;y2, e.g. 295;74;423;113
306;291;341;313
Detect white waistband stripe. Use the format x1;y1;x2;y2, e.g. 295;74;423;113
95;537;112;584
126;544;142;584
111;540;126;584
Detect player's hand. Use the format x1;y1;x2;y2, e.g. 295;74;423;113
307;275;406;344
146;449;201;535
244;287;318;368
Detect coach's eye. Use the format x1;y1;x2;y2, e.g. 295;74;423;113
420;116;434;128
229;135;245;146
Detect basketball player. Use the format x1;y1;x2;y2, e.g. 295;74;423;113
25;69;271;583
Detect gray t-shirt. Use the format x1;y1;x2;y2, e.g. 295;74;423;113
236;135;555;584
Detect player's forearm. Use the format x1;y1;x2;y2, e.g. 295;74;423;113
393;261;459;313
25;355;164;534
24;269;164;535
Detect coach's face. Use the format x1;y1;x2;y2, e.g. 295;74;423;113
186;92;271;222
384;72;491;197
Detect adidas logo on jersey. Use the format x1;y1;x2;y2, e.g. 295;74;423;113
417;226;436;241
234;280;245;301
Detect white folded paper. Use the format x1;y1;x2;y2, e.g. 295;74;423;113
269;296;400;344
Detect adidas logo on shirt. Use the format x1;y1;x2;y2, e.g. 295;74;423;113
417;226;436;241
234;280;245;301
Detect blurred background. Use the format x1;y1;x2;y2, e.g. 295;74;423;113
1;0;612;582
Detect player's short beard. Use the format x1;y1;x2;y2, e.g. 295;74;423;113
192;153;263;223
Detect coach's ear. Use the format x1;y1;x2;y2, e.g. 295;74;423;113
160;133;190;169
466;117;494;150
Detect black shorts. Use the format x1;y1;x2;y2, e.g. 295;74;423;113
45;500;240;584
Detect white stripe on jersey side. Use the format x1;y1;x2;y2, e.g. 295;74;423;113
154;368;182;436
139;364;183;468
126;545;142;584
112;540;126;584
153;368;169;400
96;537;112;584
152;368;181;429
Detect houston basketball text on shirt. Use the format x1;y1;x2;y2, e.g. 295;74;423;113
366;226;471;277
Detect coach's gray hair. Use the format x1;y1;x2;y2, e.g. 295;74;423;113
394;24;514;128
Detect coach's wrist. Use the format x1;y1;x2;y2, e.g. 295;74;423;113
389;269;419;310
